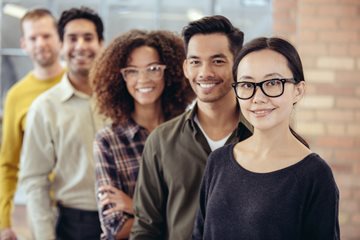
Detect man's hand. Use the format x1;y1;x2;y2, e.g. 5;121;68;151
98;185;133;215
0;228;17;240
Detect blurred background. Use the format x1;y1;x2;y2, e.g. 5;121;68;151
0;0;359;239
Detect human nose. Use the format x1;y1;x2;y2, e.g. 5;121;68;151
137;69;150;83
252;84;268;103
75;38;85;50
35;36;46;48
198;62;215;79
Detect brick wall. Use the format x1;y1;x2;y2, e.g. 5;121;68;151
273;0;360;239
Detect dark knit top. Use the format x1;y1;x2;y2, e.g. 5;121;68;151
193;143;340;240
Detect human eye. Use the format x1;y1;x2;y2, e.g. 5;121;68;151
67;35;77;43
188;59;200;66
213;58;226;65
124;68;138;75
147;65;161;72
264;79;282;87
238;82;254;89
84;35;94;42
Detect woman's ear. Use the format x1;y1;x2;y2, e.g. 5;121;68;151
293;81;306;104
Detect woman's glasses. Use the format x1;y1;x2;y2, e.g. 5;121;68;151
232;78;296;100
120;64;166;81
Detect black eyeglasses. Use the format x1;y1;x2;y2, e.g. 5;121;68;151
232;78;297;100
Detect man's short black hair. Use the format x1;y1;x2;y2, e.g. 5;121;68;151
58;6;104;42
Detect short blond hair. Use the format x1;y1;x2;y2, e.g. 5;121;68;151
20;8;57;35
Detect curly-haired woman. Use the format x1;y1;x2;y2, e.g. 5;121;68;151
90;30;194;239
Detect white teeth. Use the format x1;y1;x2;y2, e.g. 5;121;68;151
73;55;87;60
199;83;216;88
137;87;153;93
254;110;270;114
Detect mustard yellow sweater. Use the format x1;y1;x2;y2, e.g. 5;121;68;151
0;70;64;229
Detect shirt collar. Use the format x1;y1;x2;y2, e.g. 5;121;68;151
182;103;198;132
122;118;146;140
59;74;91;102
182;101;253;136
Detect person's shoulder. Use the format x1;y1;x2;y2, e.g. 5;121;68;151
149;110;189;140
302;153;333;173
5;72;33;100
27;85;62;118
95;124;126;142
96;124;114;138
210;144;234;159
33;82;62;104
209;144;234;163
296;153;337;186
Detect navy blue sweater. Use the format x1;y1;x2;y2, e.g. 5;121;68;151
193;143;340;240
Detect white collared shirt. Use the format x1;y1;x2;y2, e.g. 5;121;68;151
20;74;105;240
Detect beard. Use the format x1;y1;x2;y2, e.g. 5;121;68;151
34;51;57;68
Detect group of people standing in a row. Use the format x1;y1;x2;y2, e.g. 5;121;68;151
0;5;339;240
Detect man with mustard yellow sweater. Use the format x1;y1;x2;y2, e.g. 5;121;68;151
0;8;64;240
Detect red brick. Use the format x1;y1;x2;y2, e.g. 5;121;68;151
298;30;320;43
298;3;317;15
302;83;316;94
339;0;360;4
273;0;297;9
273;23;297;33
301;56;317;68
337;174;360;188
318;30;358;43
272;10;293;21
294;109;316;121
341;188;353;199
336;97;360;109
326;123;346;136
339;18;360;30
331;163;353;173
312;148;333;160
299;17;338;30
318;5;358;16
341;225;360;239
353;163;360;174
352;189;360;199
335;71;360;84
301;0;337;3
316;136;354;148
335;149;360;162
352;214;360;224
313;84;355;96
328;44;349;56
348;44;360;57
316;109;354;122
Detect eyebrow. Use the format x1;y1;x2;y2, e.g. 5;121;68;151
238;75;254;81
264;73;284;78
66;32;95;38
126;61;162;68
187;53;228;59
238;73;285;81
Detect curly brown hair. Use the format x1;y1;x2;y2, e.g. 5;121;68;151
90;29;195;125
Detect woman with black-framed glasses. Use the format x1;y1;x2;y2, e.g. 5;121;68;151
91;30;194;240
193;37;340;240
